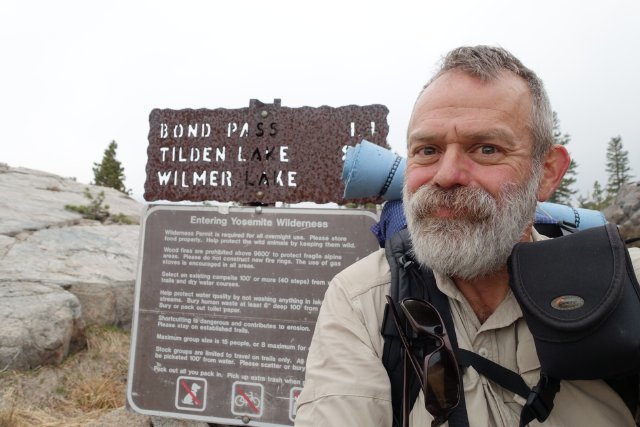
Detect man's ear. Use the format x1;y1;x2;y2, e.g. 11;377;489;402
537;144;571;201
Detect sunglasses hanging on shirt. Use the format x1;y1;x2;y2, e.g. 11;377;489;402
386;295;462;427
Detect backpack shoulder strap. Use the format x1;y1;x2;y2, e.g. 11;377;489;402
382;230;470;426
381;229;424;427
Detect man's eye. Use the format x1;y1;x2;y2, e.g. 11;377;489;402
421;146;437;156
480;145;496;155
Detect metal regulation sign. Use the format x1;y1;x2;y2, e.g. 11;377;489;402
143;99;389;204
127;205;379;426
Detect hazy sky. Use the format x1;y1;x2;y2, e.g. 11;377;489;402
2;0;638;202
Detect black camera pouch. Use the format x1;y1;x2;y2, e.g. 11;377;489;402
508;224;640;380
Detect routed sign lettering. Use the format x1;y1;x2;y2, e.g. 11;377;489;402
144;99;389;204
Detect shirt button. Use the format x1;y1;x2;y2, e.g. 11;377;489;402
478;347;489;358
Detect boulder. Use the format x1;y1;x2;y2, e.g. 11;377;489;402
604;183;640;246
0;163;144;369
0;225;140;327
0;281;85;370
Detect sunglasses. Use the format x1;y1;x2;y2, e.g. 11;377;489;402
385;295;461;427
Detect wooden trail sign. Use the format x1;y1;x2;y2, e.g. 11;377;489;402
144;99;389;204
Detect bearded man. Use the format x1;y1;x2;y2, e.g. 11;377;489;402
295;46;640;427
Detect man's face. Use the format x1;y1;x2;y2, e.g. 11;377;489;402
403;70;540;279
405;70;535;201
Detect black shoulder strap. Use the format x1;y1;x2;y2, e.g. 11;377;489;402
382;230;470;426
414;256;472;427
381;229;425;427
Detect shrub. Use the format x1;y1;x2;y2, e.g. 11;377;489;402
65;189;131;224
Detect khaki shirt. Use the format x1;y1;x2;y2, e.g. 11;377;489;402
296;231;640;426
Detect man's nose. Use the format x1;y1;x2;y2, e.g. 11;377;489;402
431;148;471;189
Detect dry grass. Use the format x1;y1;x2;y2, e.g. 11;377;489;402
0;325;131;427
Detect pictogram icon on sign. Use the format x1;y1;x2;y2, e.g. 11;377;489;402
175;376;207;411
231;381;264;418
289;387;303;421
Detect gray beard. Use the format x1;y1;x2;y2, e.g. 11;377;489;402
402;174;540;280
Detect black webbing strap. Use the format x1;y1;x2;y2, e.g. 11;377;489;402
456;349;531;400
456;349;560;426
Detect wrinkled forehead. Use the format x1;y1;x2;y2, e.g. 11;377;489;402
416;70;531;114
408;70;533;142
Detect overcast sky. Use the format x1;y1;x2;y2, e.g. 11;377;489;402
2;0;638;203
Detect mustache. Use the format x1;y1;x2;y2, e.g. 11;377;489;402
405;185;497;222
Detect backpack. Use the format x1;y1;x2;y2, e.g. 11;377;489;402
381;224;640;427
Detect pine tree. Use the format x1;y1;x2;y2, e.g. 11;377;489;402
92;140;129;194
578;180;608;211
605;136;634;199
548;112;578;204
